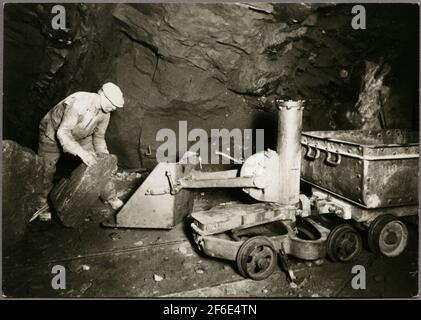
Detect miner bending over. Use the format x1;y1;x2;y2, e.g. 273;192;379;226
35;82;125;221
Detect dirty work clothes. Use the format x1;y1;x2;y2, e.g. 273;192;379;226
38;91;110;157
38;91;111;205
40;141;96;187
38;138;98;204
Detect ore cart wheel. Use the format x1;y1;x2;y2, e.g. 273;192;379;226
327;224;362;263
236;236;276;280
368;214;408;257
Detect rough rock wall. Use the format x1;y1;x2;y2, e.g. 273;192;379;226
4;3;419;169
2;140;51;249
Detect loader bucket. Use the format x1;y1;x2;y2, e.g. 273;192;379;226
108;162;196;229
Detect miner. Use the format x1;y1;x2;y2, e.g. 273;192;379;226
34;82;125;221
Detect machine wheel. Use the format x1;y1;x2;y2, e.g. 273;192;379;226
236;236;277;280
368;215;408;257
327;224;362;263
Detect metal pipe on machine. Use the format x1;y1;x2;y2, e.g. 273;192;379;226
276;100;305;205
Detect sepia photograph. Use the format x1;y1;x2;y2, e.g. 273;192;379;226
1;1;419;301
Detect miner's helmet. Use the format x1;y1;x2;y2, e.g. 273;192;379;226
100;82;124;108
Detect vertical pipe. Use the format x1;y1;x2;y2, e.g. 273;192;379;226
276;100;304;205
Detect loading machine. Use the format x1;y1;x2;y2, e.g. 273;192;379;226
107;99;418;280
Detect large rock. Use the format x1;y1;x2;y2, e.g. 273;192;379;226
2;140;50;249
50;153;118;227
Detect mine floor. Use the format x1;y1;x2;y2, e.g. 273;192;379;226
2;190;419;298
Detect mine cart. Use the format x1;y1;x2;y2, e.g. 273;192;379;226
188;127;419;279
301;129;419;260
111;99;418;281
113;100;333;280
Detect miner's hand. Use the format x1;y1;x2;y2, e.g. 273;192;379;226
79;151;98;167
